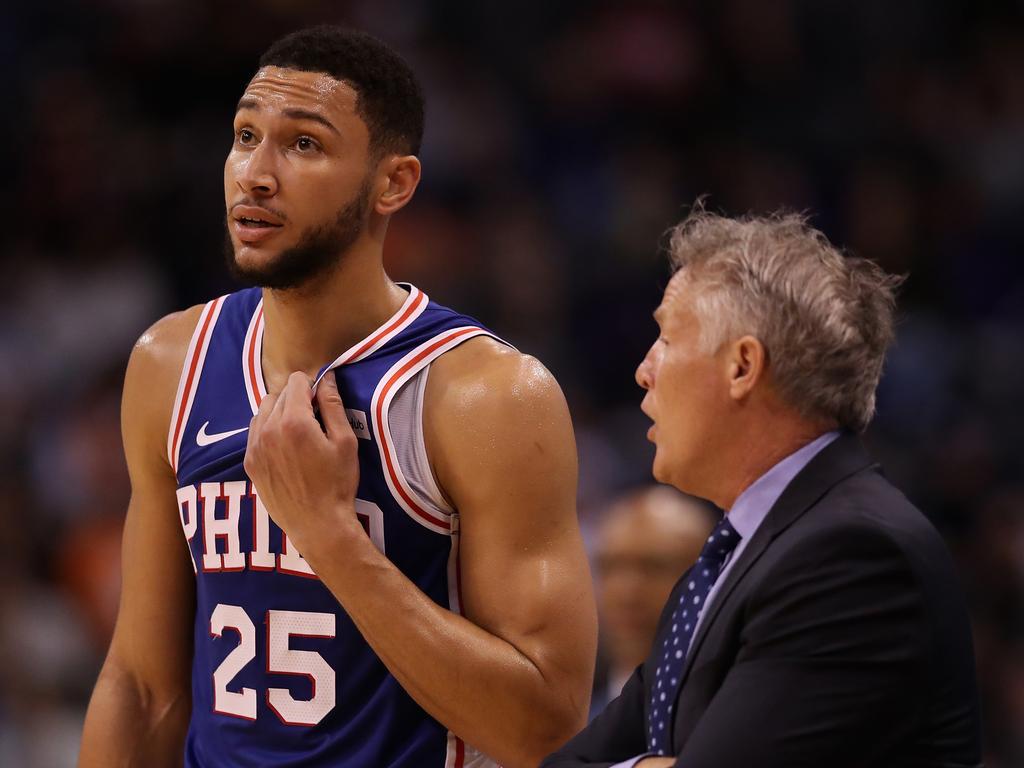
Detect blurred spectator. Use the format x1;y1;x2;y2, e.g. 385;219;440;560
590;486;716;717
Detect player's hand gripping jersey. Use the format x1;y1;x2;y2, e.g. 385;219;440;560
169;284;501;767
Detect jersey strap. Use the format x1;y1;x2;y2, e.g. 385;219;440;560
167;296;227;474
371;325;495;535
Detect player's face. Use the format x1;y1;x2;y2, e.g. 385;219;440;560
636;274;731;496
224;67;375;289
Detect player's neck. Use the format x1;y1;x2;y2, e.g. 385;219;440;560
259;253;407;393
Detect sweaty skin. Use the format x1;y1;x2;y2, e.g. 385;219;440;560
79;307;203;767
80;65;596;768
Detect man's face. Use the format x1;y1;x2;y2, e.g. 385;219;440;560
224;66;375;289
595;501;710;670
635;273;730;494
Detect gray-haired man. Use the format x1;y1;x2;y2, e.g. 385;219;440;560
544;208;982;768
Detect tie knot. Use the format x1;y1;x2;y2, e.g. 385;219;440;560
698;516;741;566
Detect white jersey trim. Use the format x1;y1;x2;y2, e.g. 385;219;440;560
370;326;495;535
167;296;226;475
242;299;268;415
310;284;429;393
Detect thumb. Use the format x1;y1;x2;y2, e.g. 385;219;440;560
315;371;351;440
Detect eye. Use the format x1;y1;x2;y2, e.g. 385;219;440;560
294;136;319;153
236;128;256;145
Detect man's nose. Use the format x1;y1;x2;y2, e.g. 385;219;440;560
236;142;279;197
636;352;654;390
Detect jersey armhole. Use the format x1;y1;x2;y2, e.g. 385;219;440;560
166;296;227;476
387;365;452;519
371;326;502;535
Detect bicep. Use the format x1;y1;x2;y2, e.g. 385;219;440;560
103;319;198;695
457;393;590;659
430;348;597;699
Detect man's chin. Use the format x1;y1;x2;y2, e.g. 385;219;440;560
650;450;670;484
231;244;286;271
227;251;284;286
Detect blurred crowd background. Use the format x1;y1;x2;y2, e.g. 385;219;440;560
2;0;1022;765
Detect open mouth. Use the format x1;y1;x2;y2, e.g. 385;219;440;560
231;212;284;244
237;217;281;228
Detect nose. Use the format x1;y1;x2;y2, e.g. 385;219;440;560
636;349;654;390
235;141;279;198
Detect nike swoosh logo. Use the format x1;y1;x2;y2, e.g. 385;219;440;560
196;421;249;447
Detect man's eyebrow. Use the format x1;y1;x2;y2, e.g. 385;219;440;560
653;307;665;325
282;108;340;134
234;98;340;135
236;96;259;112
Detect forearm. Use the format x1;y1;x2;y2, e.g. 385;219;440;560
306;526;585;768
79;662;190;768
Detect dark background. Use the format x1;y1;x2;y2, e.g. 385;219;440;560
1;1;1022;765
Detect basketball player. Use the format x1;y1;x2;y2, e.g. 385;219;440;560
79;26;596;768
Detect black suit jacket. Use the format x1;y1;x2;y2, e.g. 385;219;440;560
543;434;982;768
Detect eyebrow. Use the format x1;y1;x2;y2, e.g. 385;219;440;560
235;97;340;135
653;307;665;325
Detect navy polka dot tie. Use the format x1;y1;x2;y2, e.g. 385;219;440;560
647;516;741;755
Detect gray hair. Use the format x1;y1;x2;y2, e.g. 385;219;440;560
667;206;902;433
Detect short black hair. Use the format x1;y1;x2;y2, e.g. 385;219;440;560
259;25;424;157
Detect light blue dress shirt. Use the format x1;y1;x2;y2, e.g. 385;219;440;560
608;431;840;768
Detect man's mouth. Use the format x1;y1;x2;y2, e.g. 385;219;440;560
237;216;281;228
231;214;283;244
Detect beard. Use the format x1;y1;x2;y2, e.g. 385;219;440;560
224;179;372;291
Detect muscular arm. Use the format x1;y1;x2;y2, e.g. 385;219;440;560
79;309;202;767
245;339;597;768
418;340;597;761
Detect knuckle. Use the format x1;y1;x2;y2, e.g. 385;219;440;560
282;416;307;438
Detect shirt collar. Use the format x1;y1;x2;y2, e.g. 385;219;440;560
726;430;841;539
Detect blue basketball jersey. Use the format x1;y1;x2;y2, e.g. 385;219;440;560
168;284;500;767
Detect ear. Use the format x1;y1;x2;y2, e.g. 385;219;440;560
725;335;766;401
374;154;422;216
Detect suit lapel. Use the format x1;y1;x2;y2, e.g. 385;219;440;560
675;432;876;690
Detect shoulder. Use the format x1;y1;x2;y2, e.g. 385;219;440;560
122;305;207;459
422;336;576;502
812;469;947;561
764;467;958;600
425;335;570;427
128;304;207;380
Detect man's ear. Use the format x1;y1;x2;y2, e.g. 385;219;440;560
374;154;422;216
725;335;766;401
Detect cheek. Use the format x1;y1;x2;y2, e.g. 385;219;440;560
294;166;354;210
224;151;243;194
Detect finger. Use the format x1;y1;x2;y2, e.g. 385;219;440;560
276;373;319;442
250;390;279;434
279;371;315;419
314;370;351;441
